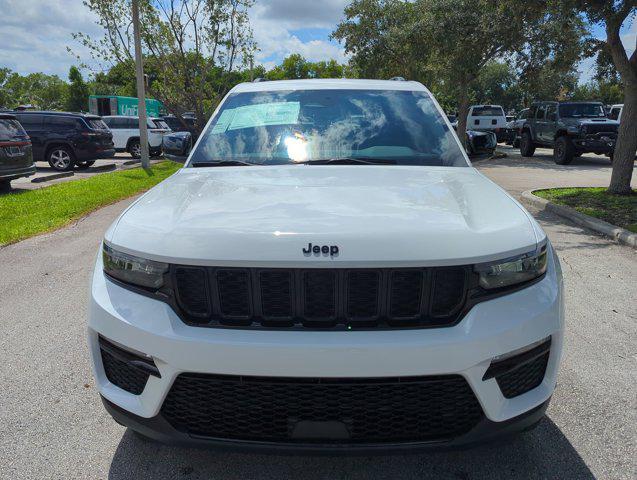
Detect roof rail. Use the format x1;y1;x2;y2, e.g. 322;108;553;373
389;76;406;81
252;77;266;82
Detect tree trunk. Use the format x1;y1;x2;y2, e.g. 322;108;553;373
608;83;637;194
456;83;470;150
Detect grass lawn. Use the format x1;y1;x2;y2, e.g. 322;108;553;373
534;187;637;233
0;161;182;246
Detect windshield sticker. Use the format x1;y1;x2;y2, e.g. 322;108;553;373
211;102;300;133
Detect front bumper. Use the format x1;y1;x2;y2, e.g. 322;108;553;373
88;248;564;449
572;135;615;153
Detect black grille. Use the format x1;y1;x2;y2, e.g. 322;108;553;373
496;351;549;398
172;266;469;329
584;123;618;135
99;338;152;395
161;374;484;444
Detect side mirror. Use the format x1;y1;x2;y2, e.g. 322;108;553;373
162;131;192;163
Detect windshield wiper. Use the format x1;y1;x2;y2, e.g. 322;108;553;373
191;160;257;167
300;157;397;165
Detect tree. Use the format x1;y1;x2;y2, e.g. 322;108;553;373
73;0;256;133
265;54;353;80
0;70;67;110
334;0;587;145
573;0;636;194
65;66;90;112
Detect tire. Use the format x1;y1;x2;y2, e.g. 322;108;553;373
128;140;141;159
75;160;96;169
554;136;575;165
47;146;75;171
0;179;11;192
520;131;535;157
608;151;614;163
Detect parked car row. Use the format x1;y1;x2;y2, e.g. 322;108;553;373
451;100;621;164
0;109;199;188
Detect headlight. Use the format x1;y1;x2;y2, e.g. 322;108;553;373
103;243;168;289
474;245;548;289
567;125;580;134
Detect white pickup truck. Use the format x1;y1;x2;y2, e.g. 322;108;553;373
89;78;563;452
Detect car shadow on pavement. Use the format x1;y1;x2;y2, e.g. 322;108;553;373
108;416;595;480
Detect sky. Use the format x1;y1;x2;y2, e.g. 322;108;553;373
0;0;634;84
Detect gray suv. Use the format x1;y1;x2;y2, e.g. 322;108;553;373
519;101;619;164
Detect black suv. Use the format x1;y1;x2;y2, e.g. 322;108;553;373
13;111;115;171
519;101;619;164
0;113;35;188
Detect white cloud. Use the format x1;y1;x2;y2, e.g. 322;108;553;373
0;0;101;78
249;0;349;65
0;0;349;79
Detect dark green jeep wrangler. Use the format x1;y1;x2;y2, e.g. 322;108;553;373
519;101;619;164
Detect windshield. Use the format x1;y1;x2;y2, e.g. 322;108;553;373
559;103;606;118
189;89;467;167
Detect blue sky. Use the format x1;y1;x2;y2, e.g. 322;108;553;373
0;0;634;84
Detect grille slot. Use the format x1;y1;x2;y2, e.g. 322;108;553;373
346;270;380;321
161;373;484;444
303;270;337;324
431;268;466;317
175;267;210;318
172;266;471;329
260;270;293;324
217;269;251;320
389;270;424;319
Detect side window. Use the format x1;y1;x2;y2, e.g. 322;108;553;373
15;114;43;127
126;118;138;129
106;117;125;129
536;105;546;120
609;107;620;120
44;116;78;129
546;105;557;121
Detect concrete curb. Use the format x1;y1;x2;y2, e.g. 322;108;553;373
31;171;74;183
87;163;117;172
521;190;637;249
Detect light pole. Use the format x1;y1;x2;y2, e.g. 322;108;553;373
132;0;150;168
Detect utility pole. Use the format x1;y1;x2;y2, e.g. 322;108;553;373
132;0;150;168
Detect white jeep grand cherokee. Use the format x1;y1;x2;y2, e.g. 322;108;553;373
89;79;564;452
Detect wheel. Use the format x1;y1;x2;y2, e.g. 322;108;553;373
554;136;575;165
75;160;96;169
608;151;614;163
47;146;75;171
520;131;535;157
128;140;141;159
0;179;11;192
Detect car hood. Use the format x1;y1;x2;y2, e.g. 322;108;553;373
107;165;541;267
563;118;619;127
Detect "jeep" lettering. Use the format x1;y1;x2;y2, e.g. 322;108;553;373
302;243;339;257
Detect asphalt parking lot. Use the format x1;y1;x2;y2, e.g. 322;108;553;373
0;148;635;479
